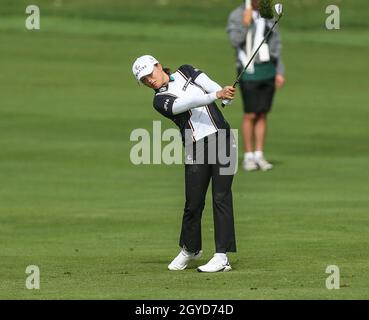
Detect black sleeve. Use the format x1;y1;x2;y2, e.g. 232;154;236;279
153;94;177;118
178;64;203;81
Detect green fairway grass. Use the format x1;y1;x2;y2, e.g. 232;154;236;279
0;1;369;299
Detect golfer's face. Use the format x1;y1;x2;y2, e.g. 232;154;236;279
141;65;166;90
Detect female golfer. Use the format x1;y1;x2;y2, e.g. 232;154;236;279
132;55;237;272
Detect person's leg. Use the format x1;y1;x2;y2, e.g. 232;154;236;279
253;78;276;170
242;112;256;153
254;112;273;170
170;155;212;271
239;77;256;157
211;132;237;254
239;78;260;171
197;132;236;272
254;112;267;152
211;172;236;254
242;113;258;171
179;162;211;253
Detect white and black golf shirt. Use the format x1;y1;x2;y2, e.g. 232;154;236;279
153;65;230;143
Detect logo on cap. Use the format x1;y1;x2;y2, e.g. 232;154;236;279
132;55;159;81
135;65;147;78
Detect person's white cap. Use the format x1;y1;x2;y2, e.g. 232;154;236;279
132;55;159;81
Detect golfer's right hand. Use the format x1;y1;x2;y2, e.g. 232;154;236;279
216;86;236;101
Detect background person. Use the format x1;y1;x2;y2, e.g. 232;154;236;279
227;0;286;171
132;55;237;272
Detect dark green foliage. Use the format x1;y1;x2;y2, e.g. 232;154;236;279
259;0;274;19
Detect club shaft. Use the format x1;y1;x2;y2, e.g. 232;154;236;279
222;14;282;108
233;15;281;88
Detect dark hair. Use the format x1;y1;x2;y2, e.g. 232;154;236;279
163;67;171;76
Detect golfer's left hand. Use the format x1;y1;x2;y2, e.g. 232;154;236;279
275;74;285;89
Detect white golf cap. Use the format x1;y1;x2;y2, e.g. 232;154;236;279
132;55;159;81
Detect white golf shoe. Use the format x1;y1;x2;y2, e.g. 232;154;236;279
255;157;273;171
197;254;232;273
168;249;202;271
242;159;258;171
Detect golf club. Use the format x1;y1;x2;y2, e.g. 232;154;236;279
222;1;284;107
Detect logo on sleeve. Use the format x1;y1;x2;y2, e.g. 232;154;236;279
164;99;170;111
182;77;192;91
159;86;168;93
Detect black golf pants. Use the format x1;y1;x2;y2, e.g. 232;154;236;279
179;132;237;253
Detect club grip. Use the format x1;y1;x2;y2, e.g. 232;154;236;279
221;82;237;108
221;99;232;108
